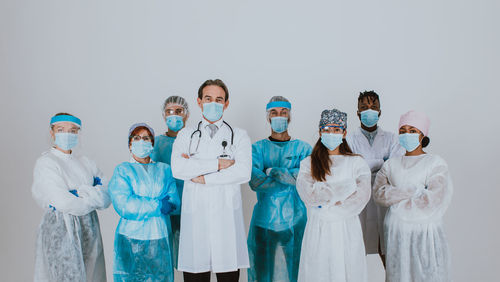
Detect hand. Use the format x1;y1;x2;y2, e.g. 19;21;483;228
218;159;235;171
69;189;79;197
191;175;206;184
334;201;342;206
182;153;190;159
93;177;102;186
160;196;175;215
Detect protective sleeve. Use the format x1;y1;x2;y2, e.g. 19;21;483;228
270;143;313;186
204;130;252;185
76;158;111;210
108;165;162;220
171;128;219;180
249;144;286;193
296;158;338;207
164;166;181;215
373;161;419;207
329;158;371;217
365;159;385;174
32;157;99;216
389;158;453;221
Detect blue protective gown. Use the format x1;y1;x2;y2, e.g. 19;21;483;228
248;139;312;282
109;161;180;282
151;135;184;269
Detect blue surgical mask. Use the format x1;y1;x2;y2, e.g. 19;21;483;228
270;117;288;133
321;133;344;151
54;133;78;150
360;109;379;127
131;140;153;158
203;102;224;122
399;133;421;152
166;115;184;132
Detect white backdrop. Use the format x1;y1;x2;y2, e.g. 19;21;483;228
1;0;499;281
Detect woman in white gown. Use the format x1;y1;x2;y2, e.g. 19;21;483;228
32;113;111;282
373;110;453;282
296;109;371;282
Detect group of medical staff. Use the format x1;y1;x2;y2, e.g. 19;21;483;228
31;79;453;282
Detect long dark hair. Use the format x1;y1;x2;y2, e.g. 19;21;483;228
310;137;355;182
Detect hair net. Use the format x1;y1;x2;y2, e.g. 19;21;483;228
162;96;189;119
129;123;155;138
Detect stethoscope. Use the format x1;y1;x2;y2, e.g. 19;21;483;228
189;121;234;157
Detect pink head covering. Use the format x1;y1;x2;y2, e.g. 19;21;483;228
398;110;431;136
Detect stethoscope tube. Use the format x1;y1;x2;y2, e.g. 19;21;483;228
189;121;234;156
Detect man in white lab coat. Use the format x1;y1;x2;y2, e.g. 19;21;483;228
346;90;404;267
171;79;252;282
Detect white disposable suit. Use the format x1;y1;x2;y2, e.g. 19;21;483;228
296;155;371;282
373;154;453;282
32;148;111;282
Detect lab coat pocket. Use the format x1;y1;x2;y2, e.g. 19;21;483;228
225;188;242;210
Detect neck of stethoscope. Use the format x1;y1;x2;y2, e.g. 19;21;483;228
196;120;234;145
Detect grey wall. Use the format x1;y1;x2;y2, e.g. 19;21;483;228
1;0;498;281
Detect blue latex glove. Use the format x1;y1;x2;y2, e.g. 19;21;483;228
69;189;79;197
93;176;102;186
160;196;175;215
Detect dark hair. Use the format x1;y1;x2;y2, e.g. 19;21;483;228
358;90;379;104
310;137;355;182
422;136;430;148
198;79;229;101
128;126;155;146
50;112;74;129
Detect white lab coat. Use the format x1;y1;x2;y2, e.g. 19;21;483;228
32;148;111;282
171;119;251;273
373;154;453;282
346;127;404;254
296;155;371;282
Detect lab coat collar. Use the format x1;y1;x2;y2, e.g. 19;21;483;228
357;126;386;138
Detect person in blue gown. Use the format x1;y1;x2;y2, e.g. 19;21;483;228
247;96;312;282
151;96;189;269
109;123;180;282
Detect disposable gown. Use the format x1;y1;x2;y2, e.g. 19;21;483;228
248;139;312;282
108;160;180;282
151;134;184;268
32;148;111;282
373;154;453;282
296;155;371;282
346;127;404;254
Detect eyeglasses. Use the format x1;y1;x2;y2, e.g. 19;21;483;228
320;125;345;133
131;135;153;142
55;128;79;134
165;108;186;116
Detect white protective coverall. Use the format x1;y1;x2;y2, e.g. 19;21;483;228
296;155;371;282
32;148;111;282
373;154;453;282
